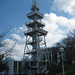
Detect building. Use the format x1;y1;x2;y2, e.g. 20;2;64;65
1;57;25;75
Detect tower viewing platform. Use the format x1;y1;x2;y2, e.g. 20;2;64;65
26;20;45;27
27;11;44;19
24;28;48;36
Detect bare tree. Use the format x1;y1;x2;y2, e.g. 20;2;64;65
55;29;75;64
0;28;16;72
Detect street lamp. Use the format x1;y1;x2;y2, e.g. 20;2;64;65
59;47;65;75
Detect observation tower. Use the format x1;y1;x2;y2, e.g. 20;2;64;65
23;0;49;75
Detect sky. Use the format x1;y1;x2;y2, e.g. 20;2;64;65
0;0;75;60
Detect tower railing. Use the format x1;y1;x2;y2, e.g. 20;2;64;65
27;11;43;17
24;28;47;35
26;20;45;26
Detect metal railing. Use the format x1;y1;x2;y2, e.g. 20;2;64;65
26;20;45;26
24;28;47;35
27;11;43;17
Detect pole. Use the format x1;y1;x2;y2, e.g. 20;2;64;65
46;59;48;75
61;52;65;75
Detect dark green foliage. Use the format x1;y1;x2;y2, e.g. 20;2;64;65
0;61;9;72
56;64;75;75
64;64;75;71
0;54;9;72
65;69;75;75
49;64;62;73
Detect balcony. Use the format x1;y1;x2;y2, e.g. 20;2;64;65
26;50;37;54
26;20;45;27
24;28;48;36
27;11;44;19
38;29;48;35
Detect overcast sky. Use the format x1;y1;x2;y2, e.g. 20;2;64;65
0;0;75;60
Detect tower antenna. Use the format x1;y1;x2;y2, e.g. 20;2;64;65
32;0;38;7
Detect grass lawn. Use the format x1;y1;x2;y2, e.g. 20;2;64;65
56;64;75;75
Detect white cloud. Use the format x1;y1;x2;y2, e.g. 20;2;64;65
10;33;26;60
13;24;27;34
46;33;64;47
0;39;15;56
52;0;75;15
2;12;75;60
19;24;28;33
11;34;22;41
12;43;25;60
43;13;75;46
43;13;64;47
43;13;58;33
57;16;75;29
